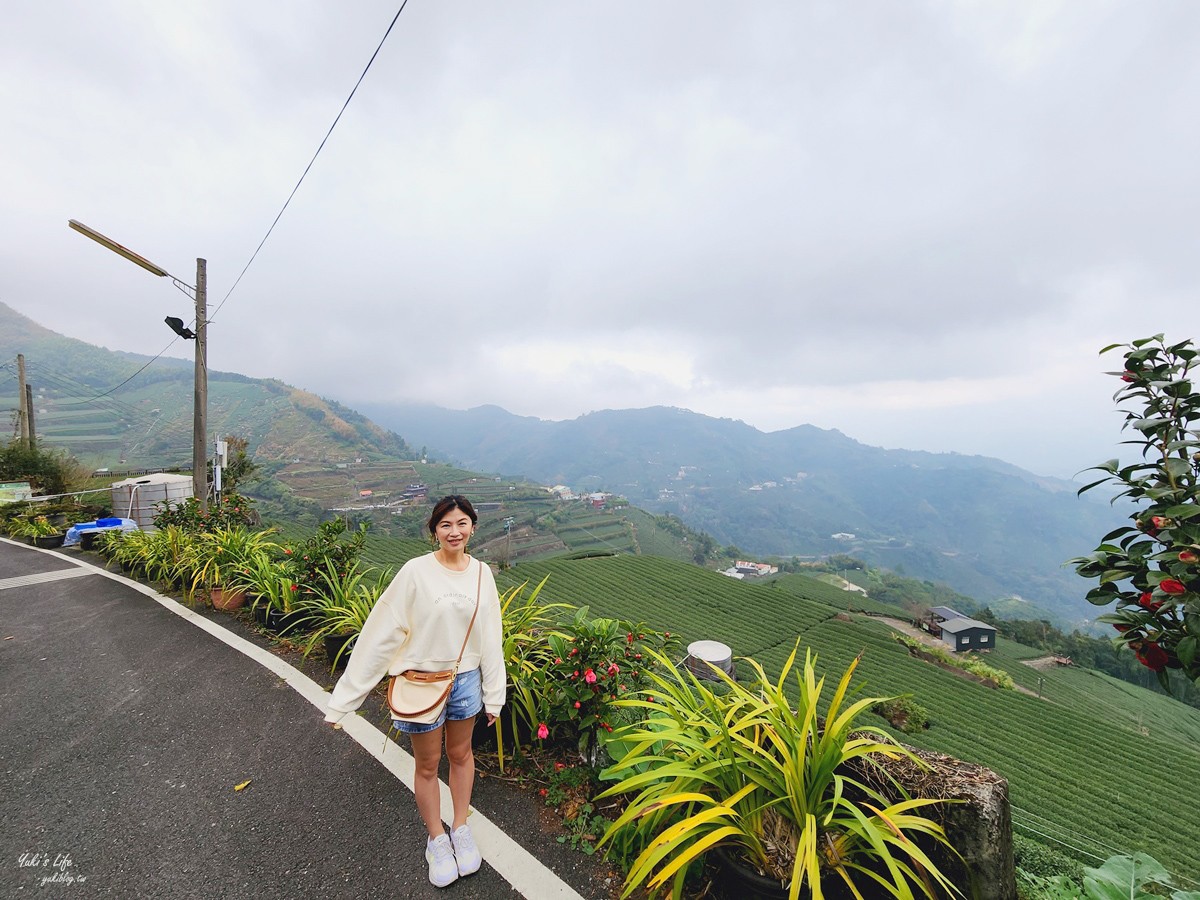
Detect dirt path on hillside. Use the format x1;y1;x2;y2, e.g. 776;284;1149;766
1021;655;1062;671
868;615;1041;699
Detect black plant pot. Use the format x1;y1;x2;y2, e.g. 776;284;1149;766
80;531;100;551
34;534;65;549
711;847;790;900
323;632;354;668
265;608;312;636
711;847;877;900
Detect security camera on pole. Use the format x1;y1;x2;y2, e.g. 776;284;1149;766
68;219;209;512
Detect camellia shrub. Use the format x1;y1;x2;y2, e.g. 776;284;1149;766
152;493;256;533
1071;335;1200;688
532;606;678;764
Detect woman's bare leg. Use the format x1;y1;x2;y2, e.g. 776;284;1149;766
444;718;477;830
409;727;446;839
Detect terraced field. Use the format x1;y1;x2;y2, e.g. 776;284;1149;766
497;554;1200;882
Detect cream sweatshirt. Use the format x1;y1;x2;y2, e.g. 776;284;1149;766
324;553;506;724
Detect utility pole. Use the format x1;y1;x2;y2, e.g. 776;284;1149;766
25;384;36;449
16;354;29;448
194;258;208;512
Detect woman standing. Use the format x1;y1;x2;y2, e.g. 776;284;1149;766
324;495;505;888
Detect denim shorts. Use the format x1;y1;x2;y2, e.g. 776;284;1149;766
392;667;483;734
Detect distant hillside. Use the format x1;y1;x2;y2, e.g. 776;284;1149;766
0;302;409;467
360;402;1127;623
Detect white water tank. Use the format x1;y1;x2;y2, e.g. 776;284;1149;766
110;473;194;530
686;640;734;681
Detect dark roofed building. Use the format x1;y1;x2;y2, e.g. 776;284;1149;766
937;617;997;652
930;606;966;622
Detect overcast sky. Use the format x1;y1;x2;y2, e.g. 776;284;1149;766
3;1;1197;479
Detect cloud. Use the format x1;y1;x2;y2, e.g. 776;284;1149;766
1;0;1197;481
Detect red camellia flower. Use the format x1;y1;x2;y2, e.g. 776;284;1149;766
607;663;620;676
537;722;549;740
1113;624;1132;632
573;701;581;709
554;762;565;771
1151;516;1170;529
554;658;562;665
1121;371;1136;382
1138;592;1162;612
1180;550;1199;563
1161;579;1187;594
627;632;634;643
584;668;597;684
1136;642;1169;672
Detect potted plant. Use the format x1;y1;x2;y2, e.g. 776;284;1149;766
597;644;962;900
187;526;277;610
30;516;65;548
233;550;321;635
488;577;571;768
140;526;198;590
6;515;65;547
302;560;388;667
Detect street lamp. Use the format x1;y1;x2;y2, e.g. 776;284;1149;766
68;219;209;512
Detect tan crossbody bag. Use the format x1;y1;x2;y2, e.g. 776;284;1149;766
386;561;482;725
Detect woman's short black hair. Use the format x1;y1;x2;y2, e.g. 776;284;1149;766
427;495;478;536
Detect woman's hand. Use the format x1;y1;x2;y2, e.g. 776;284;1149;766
485;713;496;727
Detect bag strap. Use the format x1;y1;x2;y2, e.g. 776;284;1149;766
451;559;484;675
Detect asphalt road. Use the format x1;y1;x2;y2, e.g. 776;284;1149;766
0;538;587;899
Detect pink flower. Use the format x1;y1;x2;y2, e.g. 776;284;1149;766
584;668;597;684
554;658;562;665
607;663;620;676
574;701;581;709
537;723;549;740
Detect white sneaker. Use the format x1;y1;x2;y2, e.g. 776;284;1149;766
425;833;459;887
450;823;482;876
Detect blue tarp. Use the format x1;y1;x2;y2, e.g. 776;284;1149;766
64;518;139;547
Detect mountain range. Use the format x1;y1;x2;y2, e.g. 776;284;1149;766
3;300;1124;624
359;402;1128;624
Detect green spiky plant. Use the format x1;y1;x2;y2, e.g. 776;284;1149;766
493;577;572;772
301;560;387;667
597;644;961;900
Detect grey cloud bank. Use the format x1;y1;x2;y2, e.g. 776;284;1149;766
2;1;1197;479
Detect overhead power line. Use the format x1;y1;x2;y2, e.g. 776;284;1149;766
65;2;411;404
209;1;410;322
